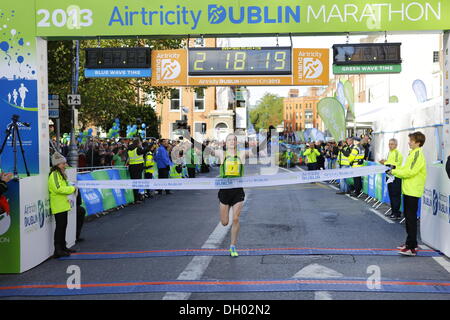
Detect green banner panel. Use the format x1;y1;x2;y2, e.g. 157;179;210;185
333;64;402;74
118;168;135;204
90;171;118;210
34;0;450;38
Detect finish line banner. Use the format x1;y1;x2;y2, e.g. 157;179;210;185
76;166;388;190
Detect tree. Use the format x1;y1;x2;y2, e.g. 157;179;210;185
47;38;184;135
249;93;283;132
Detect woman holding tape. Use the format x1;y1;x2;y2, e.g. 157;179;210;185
211;134;251;257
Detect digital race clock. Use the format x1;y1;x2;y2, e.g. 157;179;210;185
188;47;292;76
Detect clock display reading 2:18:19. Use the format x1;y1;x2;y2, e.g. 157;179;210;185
188;47;292;76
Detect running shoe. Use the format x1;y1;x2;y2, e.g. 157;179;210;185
396;244;418;250
398;248;417;256
229;246;239;257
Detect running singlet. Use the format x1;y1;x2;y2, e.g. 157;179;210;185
220;153;244;178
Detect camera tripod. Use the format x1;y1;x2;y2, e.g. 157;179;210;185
0;115;31;180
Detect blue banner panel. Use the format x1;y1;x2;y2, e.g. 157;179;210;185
0;79;39;175
84;68;151;78
106;169;127;206
77;173;104;215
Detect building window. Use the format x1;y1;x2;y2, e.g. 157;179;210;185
170;88;181;110
194;88;205;111
305;111;313;120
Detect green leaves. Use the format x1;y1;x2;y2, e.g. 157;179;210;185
249;93;283;131
47;38;184;135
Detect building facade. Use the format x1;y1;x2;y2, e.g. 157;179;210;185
283;88;323;132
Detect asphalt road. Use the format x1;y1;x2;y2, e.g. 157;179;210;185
0;164;449;300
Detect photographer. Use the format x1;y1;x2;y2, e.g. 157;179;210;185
0;172;13;216
303;143;320;171
0;171;13;196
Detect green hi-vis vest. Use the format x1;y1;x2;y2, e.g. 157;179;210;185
338;150;350;166
170;165;183;179
385;149;403;168
348;145;365;168
145;152;155;174
128;148;144;165
220;153;244;178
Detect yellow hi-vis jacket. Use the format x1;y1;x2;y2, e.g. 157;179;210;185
144;152;155;174
303;148;320;164
392;147;427;198
348;145;365;168
170;165;183;179
128;148;144;165
338;150;350;166
48;170;75;215
385;149;403;168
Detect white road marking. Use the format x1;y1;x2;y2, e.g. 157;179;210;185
419;245;450;274
293;263;344;300
369;208;395;224
162;197;248;300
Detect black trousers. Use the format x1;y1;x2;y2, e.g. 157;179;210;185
76;207;85;240
353;176;362;194
54;211;68;250
307;163;318;171
404;195;419;249
387;177;402;215
144;172;153;195
187;167;196;178
129;164;144;201
157;167;169;193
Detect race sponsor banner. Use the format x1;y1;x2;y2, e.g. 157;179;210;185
0;2;40;175
35;0;450;38
76;166;388;190
117;168;135;203
90;170;118;211
77;173;104;215
293;48;329;85
421;165;450;258
317;98;346;142
106;169;127;206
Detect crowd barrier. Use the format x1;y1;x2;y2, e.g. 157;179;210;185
78;168;135;216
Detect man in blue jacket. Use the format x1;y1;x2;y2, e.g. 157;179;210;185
154;139;173;195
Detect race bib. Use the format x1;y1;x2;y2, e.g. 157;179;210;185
225;159;240;176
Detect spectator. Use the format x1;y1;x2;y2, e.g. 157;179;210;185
127;138;146;203
154;139;173;195
446;154;450;179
